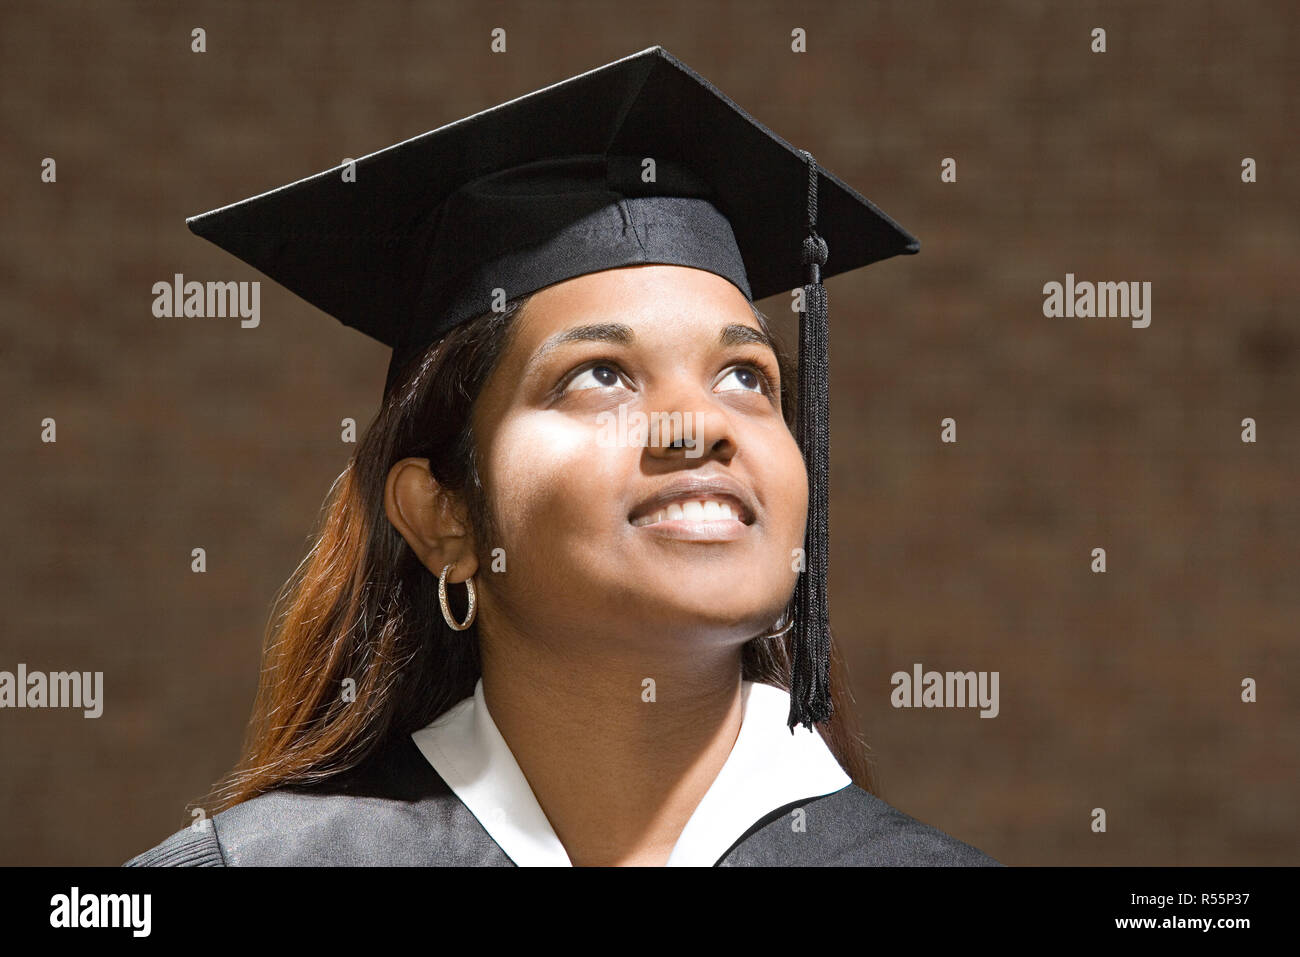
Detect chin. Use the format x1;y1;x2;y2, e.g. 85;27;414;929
644;594;783;640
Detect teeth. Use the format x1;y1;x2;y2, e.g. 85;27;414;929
632;498;745;527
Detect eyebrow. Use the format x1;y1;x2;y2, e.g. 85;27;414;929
528;321;776;370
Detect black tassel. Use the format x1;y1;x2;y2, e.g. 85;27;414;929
788;149;833;732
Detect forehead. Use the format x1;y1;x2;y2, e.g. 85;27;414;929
510;263;758;353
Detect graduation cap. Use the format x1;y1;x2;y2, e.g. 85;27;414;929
185;44;919;733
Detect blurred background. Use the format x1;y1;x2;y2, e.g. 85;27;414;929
1;0;1296;866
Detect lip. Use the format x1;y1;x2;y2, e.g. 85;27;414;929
627;475;757;538
629;515;751;543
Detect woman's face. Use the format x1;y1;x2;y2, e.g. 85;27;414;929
470;264;808;654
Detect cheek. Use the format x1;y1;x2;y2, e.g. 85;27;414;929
480;413;625;545
765;427;810;545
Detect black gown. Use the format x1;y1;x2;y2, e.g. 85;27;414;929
124;732;1001;867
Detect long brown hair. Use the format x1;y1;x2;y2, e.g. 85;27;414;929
202;294;875;813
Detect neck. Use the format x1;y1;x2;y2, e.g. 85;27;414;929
479;622;746;866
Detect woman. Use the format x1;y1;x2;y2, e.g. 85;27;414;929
126;45;999;867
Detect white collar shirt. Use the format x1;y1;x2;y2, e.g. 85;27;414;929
410;677;852;866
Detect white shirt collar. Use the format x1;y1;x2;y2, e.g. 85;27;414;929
410;677;851;866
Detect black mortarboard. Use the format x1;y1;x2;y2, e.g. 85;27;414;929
185;45;919;732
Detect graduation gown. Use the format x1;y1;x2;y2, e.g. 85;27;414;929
125;680;1000;867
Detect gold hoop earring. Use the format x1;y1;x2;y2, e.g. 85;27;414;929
439;563;477;631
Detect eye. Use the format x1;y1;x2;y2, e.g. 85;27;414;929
562;362;629;393
715;364;770;395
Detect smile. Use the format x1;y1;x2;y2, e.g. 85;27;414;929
630;498;743;527
627;496;752;543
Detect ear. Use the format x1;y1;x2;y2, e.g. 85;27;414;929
384;457;479;582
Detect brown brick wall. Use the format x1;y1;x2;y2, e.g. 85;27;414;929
1;0;1296;865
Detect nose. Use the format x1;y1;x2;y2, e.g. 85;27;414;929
640;380;737;464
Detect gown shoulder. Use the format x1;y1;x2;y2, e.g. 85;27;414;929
123;820;226;866
718;783;1003;866
123;733;511;867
